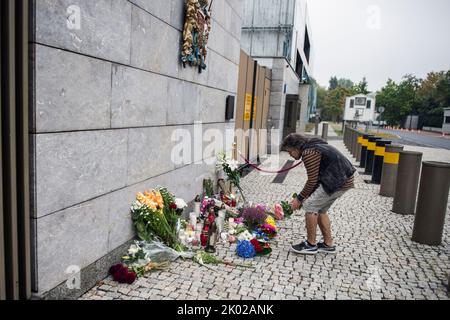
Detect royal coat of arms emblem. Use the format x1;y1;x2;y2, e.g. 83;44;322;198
181;0;212;73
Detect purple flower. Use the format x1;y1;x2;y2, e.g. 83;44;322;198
242;207;268;228
255;203;267;213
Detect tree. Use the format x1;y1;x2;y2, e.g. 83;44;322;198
354;77;370;95
416;71;450;127
376;79;400;126
337;78;354;89
323;86;353;123
316;85;327;117
329;76;338;90
376;75;420;126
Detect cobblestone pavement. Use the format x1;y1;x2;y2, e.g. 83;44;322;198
80;140;450;300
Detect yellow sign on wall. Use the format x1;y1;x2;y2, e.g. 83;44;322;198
244;94;257;121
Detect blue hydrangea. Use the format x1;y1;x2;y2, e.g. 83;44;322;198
236;240;256;259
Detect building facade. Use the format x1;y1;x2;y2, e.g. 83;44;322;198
1;0;244;299
241;0;314;141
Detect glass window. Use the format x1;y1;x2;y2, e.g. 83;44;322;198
355;97;367;106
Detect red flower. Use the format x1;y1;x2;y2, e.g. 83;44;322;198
250;239;263;253
110;263;138;284
114;266;129;283
109;263;123;275
125;272;137;284
169;203;177;210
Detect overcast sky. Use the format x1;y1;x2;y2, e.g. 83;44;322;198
307;0;450;92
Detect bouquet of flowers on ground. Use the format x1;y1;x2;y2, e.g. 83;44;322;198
234;204;276;258
261;216;277;240
236;238;272;258
120;241;171;277
109;263;137;284
131;188;185;252
253;216;277;242
216;151;246;203
242;206;268;230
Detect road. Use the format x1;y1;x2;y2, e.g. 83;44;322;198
364;127;450;150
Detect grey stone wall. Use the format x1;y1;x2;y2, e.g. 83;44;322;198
31;0;243;295
266;59;301;137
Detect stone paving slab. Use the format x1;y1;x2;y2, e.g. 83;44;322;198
80;140;450;300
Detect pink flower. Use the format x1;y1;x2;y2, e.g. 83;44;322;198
234;217;244;224
262;224;277;239
274;204;284;220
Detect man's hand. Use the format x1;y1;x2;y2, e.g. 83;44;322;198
291;198;302;211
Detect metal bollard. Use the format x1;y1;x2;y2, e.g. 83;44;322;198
351;129;358;157
412;161;450;245
364;137;381;174
392;151;423;215
359;134;373;168
371;140;392;184
347;127;353;152
322;122;329;141
315;118;319;136
356;131;363;162
379;145;404;197
343;126;348;148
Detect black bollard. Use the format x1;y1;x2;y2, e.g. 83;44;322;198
360;134;374;168
364;137;381;174
356;131;363;162
351;129;358;157
371;140;391;184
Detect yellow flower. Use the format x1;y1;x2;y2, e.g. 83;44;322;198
149;201;158;211
136;189;165;211
136;192;146;203
144;190;153;198
155;192;164;208
265;216;276;228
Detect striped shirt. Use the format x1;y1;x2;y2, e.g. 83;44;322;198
298;149;354;201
